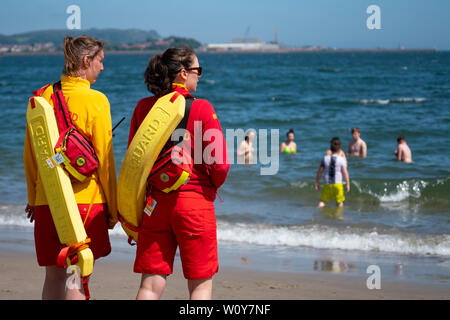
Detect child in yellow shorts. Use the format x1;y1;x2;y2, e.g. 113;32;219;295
315;137;350;207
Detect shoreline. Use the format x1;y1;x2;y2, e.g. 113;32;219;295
0;226;449;299
0;248;448;300
2;223;450;288
0;48;441;57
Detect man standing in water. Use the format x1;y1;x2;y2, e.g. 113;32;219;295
348;127;367;158
237;130;256;164
315;138;350;207
394;136;413;163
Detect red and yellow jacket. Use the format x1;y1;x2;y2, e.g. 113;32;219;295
24;75;118;222
128;85;230;201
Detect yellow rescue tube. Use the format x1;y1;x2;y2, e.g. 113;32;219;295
26;96;94;277
118;92;186;241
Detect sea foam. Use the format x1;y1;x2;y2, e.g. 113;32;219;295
2;203;448;257
217;222;450;257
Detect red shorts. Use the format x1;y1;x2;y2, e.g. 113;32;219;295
134;190;218;280
34;204;111;266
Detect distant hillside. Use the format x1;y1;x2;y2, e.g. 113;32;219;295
1;28;159;45
0;34;15;45
0;28;202;53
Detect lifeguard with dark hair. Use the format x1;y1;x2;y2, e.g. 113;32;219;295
129;46;230;300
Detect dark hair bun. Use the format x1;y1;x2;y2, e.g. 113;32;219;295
144;54;170;96
144;46;195;96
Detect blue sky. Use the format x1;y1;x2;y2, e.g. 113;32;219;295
1;0;449;49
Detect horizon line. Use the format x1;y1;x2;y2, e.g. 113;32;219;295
0;27;444;51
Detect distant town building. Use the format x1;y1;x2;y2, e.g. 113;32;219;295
207;38;280;52
0;42;56;54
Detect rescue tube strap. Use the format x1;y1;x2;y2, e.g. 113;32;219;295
159;97;194;154
52;82;71;132
56;238;92;299
59;152;88;182
32;83;51;97
117;215;139;246
56;238;91;269
170;91;180;103
174;98;193;142
118;215;141;233
127;236;136;246
161;170;190;193
82;276;91;300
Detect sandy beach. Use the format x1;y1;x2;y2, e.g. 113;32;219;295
0;248;448;300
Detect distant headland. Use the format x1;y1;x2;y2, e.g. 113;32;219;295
0;28;201;55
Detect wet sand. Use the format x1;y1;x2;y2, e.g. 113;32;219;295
0;249;448;300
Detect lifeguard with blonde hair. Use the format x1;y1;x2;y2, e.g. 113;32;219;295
24;35;117;300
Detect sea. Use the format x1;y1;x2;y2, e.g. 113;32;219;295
0;51;449;287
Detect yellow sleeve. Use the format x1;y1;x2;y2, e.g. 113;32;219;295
23;126;37;206
90;96;118;223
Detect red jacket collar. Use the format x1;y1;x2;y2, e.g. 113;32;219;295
173;85;194;99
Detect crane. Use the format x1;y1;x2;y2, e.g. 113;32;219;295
244;25;251;40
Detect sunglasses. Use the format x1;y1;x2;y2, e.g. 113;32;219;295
185;66;202;77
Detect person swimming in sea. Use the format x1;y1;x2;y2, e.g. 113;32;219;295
348;127;367;158
237;130;256;164
326;146;346;161
280;129;297;154
394;135;413;163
